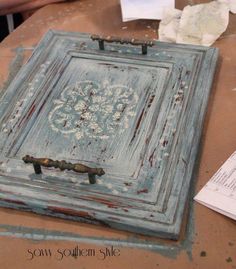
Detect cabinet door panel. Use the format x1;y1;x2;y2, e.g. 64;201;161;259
0;31;218;239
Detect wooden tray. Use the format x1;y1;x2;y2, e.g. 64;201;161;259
0;30;218;239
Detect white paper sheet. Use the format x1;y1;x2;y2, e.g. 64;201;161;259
120;0;175;22
194;151;236;220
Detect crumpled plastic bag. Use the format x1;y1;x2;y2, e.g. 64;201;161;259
158;8;182;43
159;0;235;46
219;0;236;13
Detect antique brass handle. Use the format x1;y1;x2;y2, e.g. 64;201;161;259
22;155;105;184
91;34;153;55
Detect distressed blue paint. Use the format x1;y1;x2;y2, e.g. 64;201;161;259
0;194;194;259
0;146;199;259
0;30;218;239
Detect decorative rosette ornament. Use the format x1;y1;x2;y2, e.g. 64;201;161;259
49;80;138;140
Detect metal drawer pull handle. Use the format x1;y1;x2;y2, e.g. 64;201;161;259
91;34;153;55
22;155;105;184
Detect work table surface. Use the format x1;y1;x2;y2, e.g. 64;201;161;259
0;0;236;268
